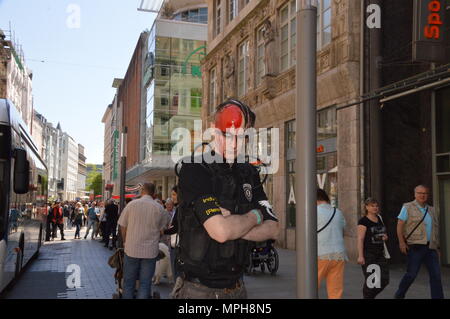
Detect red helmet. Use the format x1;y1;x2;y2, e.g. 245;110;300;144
215;104;244;132
214;99;255;132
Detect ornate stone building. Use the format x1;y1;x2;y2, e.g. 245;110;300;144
202;0;363;259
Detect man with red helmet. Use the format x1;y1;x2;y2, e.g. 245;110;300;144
172;99;279;299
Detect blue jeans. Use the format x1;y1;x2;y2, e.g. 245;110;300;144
395;245;444;299
123;254;157;299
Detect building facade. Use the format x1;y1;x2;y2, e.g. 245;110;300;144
114;0;208;200
31;110;47;161
102;83;122;199
60;133;79;201
203;0;362;258
203;0;450;265
0;29;33;129
77;144;87;199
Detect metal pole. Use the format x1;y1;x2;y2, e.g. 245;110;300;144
119;127;128;214
296;0;318;299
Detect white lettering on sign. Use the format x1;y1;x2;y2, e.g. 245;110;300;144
288;185;296;205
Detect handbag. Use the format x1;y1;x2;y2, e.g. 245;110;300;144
377;215;391;260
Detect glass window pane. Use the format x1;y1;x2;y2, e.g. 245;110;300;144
323;26;331;46
281;7;288;23
323;8;331;28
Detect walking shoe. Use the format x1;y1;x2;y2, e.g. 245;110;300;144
61;238;65;241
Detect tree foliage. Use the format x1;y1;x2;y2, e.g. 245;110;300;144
86;164;102;196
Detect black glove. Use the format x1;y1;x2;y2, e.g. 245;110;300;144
257;200;279;222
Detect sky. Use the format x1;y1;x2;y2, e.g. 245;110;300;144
0;0;157;164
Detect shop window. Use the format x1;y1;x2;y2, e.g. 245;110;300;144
317;106;337;141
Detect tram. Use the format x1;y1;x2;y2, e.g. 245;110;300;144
0;99;48;293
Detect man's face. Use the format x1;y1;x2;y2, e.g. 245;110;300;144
415;187;429;204
212;105;248;161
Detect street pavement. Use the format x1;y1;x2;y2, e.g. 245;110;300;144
2;226;450;299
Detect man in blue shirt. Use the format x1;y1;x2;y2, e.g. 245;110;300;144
395;185;443;299
84;202;99;240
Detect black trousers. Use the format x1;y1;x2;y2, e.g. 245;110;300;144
74;223;81;238
52;223;65;239
104;222;117;247
45;221;52;241
361;250;389;299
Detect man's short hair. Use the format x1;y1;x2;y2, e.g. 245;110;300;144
317;189;330;203
142;183;156;196
414;185;429;193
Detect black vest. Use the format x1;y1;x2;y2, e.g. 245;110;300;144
177;161;257;288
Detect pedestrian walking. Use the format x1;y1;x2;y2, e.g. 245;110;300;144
172;99;279;299
73;202;84;239
317;188;346;299
160;198;175;247
51;201;65;241
395;185;444;299
83;204;89;227
96;201;106;240
118;183;167;299
45;203;53;241
104;200;119;249
357;198;390;299
63;203;70;230
162;185;180;281
84;202;99;240
70;204;76;229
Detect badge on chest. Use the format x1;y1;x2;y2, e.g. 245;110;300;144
243;183;253;202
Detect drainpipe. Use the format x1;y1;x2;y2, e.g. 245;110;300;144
368;0;383;204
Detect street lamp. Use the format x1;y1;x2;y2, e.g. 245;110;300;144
296;0;318;299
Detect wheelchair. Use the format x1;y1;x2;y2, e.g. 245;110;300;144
246;239;279;275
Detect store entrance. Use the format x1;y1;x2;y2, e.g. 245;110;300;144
438;176;450;265
435;86;450;266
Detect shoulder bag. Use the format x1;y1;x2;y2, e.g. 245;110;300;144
317;207;336;234
405;206;428;241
